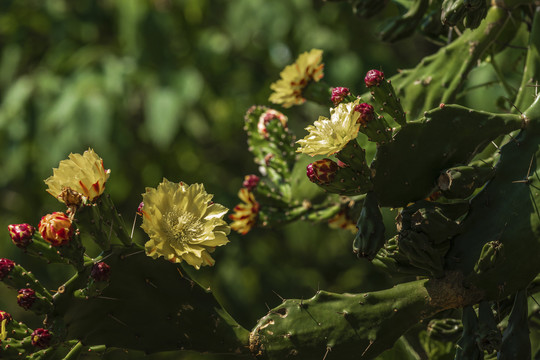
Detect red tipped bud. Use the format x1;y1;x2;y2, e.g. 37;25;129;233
8;223;35;248
0;258;15;280
242;175;260;191
330;87;350;105
137;202;144;216
91;261;111;282
364;69;384;87
307;159;339;184
0;310;12;323
31;328;52;348
17;288;36;310
257;109;287;138
38;212;73;246
354;103;375;125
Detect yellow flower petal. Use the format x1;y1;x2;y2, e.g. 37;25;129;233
44;148;110;203
140;178;230;269
229;188;260;235
296;100;361;156
269;49;324;108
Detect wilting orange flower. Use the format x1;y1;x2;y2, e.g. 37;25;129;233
229;188;260;235
269;49;324;108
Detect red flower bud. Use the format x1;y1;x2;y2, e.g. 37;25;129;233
137;202;144;216
330;87;350;105
0;310;12;323
242;175;260;191
307;159;339;184
8;223;35;248
91;261;111;282
257;109;287;138
0;258;15;280
364;69;384;87
31;328;52;348
17;288;36;310
354;103;375;125
38;212;73;246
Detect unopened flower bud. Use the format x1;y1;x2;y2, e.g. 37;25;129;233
8;223;35;248
0;258;15;280
307;159;339;184
242;175;260;191
137;202;144;216
0;310;12;323
38;212;73;246
17;288;36;310
364;69;384;87
91;262;111;282
354;103;375;126
330;87;350;105
31;328;51;348
257;109;288;138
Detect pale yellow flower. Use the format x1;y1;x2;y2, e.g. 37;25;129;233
44;148;110;203
229;188;260;235
328;209;357;234
140;179;230;269
269;49;324;108
296;100;361;156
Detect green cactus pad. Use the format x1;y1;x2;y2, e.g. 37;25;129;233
372;104;524;207
353;191;385;260
55;246;249;354
447;96;540;300
379;0;430;42
498;290;531;360
249;279;447;360
390;5;512;120
454;306;483;360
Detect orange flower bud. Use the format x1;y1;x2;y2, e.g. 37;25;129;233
38;212;73;246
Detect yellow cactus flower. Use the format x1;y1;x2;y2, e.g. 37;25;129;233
140;179;230;269
269;49;324;108
229;188;260;235
296;100;361;156
328;209;358;234
44;148;110;203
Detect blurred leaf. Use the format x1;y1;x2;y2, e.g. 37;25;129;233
145;87;184;149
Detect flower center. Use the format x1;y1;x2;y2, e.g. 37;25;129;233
165;210;203;245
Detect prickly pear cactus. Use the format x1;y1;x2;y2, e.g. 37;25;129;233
3;1;540;360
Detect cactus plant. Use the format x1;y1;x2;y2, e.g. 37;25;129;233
2;1;540;360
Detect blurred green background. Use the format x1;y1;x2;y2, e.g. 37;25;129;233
0;0;442;357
